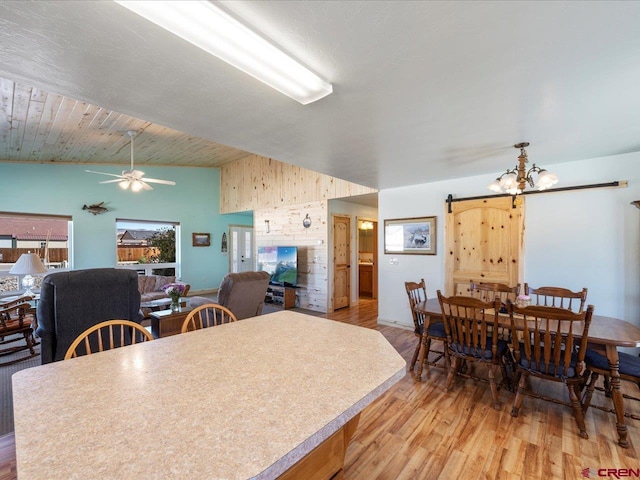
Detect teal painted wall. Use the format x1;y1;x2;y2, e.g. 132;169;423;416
0;163;252;292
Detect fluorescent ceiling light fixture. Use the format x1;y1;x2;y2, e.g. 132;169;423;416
115;0;333;105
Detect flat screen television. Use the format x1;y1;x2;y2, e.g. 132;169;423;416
257;246;298;287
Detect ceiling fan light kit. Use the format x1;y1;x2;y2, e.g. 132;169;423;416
114;0;332;105
488;142;558;195
86;130;176;191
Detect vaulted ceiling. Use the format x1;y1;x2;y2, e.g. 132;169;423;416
0;1;638;190
0;77;254;169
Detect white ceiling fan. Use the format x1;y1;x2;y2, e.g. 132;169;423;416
86;130;176;191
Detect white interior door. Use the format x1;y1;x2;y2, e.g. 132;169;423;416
229;226;254;273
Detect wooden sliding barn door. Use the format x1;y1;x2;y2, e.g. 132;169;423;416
445;196;524;296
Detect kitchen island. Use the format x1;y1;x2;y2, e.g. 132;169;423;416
13;310;405;479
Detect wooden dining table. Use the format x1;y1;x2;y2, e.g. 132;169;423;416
415;297;640;448
12;311;406;479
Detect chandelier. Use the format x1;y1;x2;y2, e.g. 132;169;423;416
488;142;558;195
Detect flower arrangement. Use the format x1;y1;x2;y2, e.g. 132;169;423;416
162;282;187;304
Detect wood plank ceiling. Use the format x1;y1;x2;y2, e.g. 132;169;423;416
0;77;254;168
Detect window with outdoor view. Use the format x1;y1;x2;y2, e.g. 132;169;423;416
116;219;181;278
0;212;72;297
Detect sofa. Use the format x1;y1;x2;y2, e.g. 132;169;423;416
138;274;190;317
138;275;191;302
190;271;270;320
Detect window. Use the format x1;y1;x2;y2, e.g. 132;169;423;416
0;212;72;296
116;219;181;278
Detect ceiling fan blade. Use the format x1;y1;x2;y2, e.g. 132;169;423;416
143;177;177;185
99;179;125;184
86;170;123;178
140;181;154;191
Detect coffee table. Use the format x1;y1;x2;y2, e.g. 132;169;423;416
148;305;194;339
140;297;187;312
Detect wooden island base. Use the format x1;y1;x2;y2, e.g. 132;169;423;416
279;414;360;480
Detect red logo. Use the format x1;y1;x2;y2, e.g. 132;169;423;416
595;469;640;478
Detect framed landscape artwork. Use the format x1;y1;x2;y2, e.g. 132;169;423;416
192;232;211;247
384;216;436;255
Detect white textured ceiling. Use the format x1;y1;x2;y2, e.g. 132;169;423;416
0;1;638;190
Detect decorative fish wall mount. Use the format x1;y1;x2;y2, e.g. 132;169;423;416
82;202;109;215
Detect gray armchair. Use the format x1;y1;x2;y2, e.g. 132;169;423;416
217;271;271;319
190;271;270;320
36;268;142;363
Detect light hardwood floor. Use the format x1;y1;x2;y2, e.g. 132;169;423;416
1;299;638;479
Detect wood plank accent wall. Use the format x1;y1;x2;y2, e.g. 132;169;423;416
221;154;377;313
220;155;376;214
254;202;329;312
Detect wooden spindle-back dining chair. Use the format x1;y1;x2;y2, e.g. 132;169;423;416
469;281;521;307
582;348;640;423
64;319;153;360
508;302;594;439
524;284;588;313
181;304;238;333
404;280;448;378
470;281;521;343
437;291;508;410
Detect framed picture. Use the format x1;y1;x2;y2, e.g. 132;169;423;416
384;216;436;255
192;232;211;247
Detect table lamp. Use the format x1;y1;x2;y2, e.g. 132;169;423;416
9;253;47;296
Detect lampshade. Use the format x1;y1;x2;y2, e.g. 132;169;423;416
9;253;47;275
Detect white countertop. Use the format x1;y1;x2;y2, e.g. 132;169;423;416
13;310;405;480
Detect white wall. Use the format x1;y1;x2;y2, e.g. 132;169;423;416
378;152;640;338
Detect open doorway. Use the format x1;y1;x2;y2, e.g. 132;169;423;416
327;195;378;312
357;218;378;301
